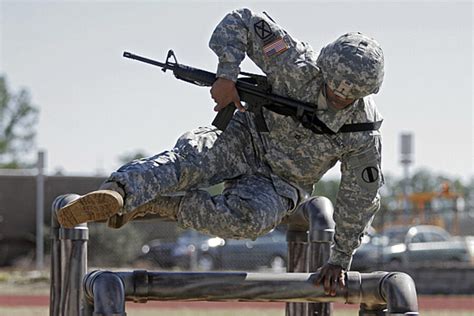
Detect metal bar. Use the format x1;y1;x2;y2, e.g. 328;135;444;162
94;271;347;303
51;194;80;316
59;229;88;315
50;200;61;316
36;150;45;270
305;197;335;316
286;240;308;315
84;270;419;315
307;243;333;316
285;202;310;316
50;194;87;316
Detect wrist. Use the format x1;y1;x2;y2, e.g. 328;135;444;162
216;62;240;82
328;249;352;270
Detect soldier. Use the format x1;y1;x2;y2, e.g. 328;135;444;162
58;8;384;296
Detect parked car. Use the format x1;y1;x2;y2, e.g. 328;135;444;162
197;229;287;271
352;225;474;271
138;230;211;268
350;230;386;271
138;229;288;271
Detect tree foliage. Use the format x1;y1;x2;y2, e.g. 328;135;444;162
0;76;39;168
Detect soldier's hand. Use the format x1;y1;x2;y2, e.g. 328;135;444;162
315;263;346;296
210;78;245;112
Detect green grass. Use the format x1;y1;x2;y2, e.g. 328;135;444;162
1;308;474;316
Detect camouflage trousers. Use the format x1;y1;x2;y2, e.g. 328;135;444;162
108;117;294;239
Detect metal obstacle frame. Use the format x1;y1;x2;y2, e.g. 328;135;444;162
49;194;419;316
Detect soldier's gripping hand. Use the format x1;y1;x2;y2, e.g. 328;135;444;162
315;263;346;296
210;78;245;112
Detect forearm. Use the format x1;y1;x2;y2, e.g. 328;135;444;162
330;135;384;269
329;194;381;269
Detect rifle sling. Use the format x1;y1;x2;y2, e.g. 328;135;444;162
254;103;382;134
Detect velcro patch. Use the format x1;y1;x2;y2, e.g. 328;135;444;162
263;37;288;57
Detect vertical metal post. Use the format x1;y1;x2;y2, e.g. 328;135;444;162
402;164;410;223
284;196;335;316
285;203;309;316
400;133;413;223
306;197;335;316
51;195;78;316
285;197;335;316
36;150;45;270
286;232;308;316
50;194;88;316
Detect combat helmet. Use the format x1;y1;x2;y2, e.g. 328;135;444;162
316;32;384;99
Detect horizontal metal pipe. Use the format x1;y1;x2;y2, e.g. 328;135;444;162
113;271;347;303
83;270;419;315
61;263;420;315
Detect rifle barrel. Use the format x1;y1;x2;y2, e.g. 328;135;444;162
123;52;168;69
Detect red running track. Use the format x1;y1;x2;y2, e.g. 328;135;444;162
0;295;473;310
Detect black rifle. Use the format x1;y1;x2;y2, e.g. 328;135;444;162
123;50;382;134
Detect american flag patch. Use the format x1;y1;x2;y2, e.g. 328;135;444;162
263;37;288;57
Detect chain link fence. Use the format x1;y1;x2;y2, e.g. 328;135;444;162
87;221;288;273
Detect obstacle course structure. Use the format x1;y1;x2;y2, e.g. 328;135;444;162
50;194;419;316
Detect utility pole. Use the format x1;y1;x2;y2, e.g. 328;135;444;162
400;133;413;223
36;150;45;270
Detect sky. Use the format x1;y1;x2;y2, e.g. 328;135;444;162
0;0;473;182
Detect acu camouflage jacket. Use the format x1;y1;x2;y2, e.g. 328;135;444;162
209;8;384;269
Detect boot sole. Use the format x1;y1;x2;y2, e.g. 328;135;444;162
57;190;123;228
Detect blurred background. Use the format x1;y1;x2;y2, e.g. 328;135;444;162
0;0;472;309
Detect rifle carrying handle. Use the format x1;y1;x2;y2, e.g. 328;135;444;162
212;103;237;131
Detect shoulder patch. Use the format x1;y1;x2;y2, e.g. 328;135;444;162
254;20;273;40
263;37;289;57
361;166;379;183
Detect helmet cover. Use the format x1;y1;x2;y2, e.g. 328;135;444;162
317;32;384;99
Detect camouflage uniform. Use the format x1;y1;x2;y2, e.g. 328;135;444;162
108;8;384;269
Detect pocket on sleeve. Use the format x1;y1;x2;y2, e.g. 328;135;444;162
345;147;384;193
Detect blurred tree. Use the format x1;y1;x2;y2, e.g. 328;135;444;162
0;76;39;168
312;178;340;203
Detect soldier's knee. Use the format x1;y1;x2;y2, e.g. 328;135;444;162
222;195;278;239
178;190;284;240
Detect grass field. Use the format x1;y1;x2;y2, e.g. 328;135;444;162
1;308;474;316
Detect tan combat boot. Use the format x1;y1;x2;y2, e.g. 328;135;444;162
57;182;125;228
